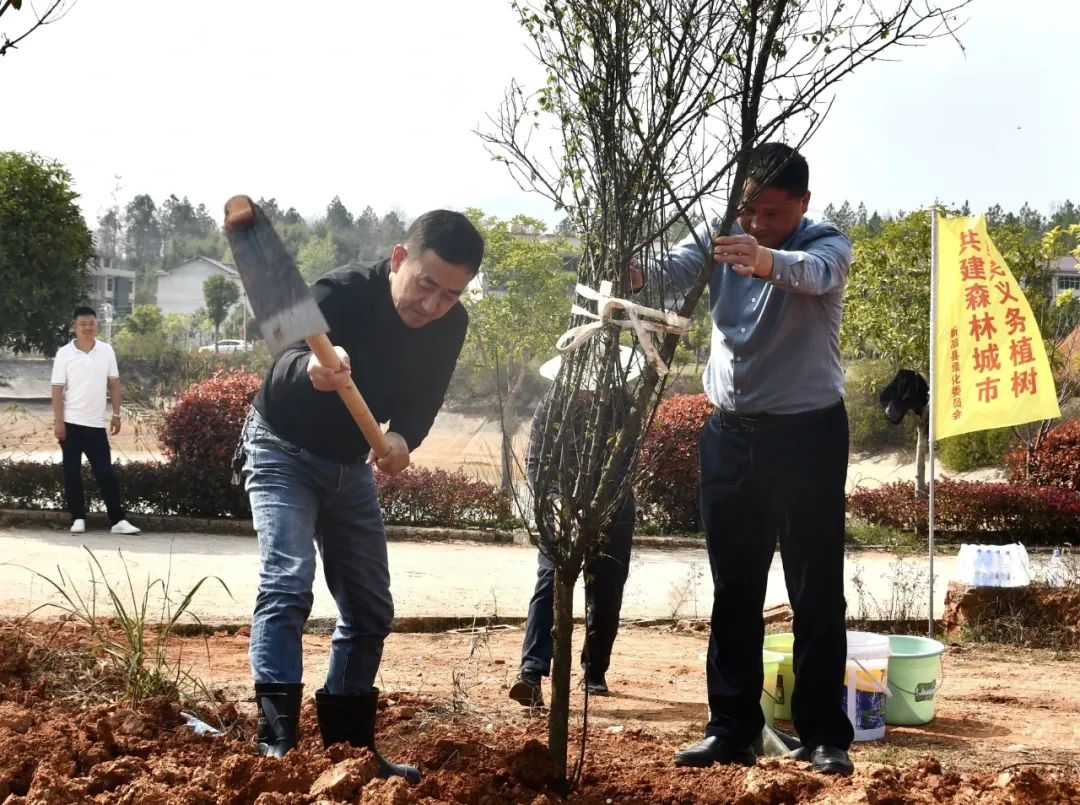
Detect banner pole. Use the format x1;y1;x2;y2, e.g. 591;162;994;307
928;210;939;638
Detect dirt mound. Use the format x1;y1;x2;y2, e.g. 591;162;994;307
944;582;1080;647
2;621;1080;804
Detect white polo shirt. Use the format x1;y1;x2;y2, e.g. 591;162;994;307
50;340;120;428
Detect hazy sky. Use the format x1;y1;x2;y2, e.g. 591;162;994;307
3;0;1076;230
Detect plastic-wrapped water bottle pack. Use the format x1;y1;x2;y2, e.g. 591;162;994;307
953;544;1031;587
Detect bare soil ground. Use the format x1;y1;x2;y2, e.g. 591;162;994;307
0;402;165;463
0;403;528;478
3;618;1078;803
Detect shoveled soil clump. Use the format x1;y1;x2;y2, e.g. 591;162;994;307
2;621;1079;804
944;582;1080;647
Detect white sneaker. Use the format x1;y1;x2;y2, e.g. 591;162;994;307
111;519;141;535
70;519;86;534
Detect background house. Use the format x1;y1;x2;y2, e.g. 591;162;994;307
1051;256;1080;297
86;255;136;318
155;256;247;316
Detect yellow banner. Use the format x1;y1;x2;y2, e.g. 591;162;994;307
933;213;1060;440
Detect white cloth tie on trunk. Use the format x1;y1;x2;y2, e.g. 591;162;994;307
555;281;691;379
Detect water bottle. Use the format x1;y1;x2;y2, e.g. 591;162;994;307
991;547;1004;587
1048;549;1065;588
978;547;997;587
1001;550;1014;587
973;548;987;587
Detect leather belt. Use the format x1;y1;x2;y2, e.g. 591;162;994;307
714;400;842;431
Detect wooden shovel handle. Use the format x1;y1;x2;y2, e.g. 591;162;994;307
306;333;391;459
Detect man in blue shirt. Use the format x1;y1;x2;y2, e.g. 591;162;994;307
663;143;855;775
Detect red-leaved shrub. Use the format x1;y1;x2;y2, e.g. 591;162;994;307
376;467;513;528
157;370;262;517
1005;419;1080;491
846;478;1080;543
154;372;514;525
634;393;713;532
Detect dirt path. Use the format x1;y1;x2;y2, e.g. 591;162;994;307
1;401;165;463
1;402;530;475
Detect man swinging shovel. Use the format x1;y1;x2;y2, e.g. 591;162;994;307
225;196;484;779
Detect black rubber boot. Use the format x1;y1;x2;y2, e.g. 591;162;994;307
254;683;302;758
315;688;421;783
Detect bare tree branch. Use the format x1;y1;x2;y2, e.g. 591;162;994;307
0;0;77;58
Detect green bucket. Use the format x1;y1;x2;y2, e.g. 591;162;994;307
762;633;795;721
886;635;945;726
760;649;784;726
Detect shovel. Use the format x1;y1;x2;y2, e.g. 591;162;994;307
223;195;390;458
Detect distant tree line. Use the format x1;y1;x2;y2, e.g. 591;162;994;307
94;191;413;304
822;198;1080;245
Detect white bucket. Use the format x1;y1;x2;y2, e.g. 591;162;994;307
843;631;891;741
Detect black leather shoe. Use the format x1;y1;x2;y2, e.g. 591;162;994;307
508;670;544;707
809;745;854;776
584;674;610;696
674;736;755;768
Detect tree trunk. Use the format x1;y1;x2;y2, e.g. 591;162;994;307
548;563;576;782
499;410;514;497
498;362;529;498
914;414;929;499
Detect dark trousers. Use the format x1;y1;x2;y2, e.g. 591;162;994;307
700;402;853;750
520;493;635;679
60;422;124;525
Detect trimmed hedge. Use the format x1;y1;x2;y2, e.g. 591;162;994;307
0;459;225;517
155;370;260;518
0;458;514;529
6;456;1078;540
847;478;1080;544
376;466;513;528
8;362;1069;539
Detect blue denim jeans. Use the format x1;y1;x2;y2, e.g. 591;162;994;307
243;413;393;694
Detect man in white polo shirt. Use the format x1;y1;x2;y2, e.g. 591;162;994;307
51;306;141;535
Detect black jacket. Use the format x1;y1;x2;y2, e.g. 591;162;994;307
253;259;467;463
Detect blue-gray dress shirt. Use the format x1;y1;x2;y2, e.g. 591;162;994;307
660;215;852;415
